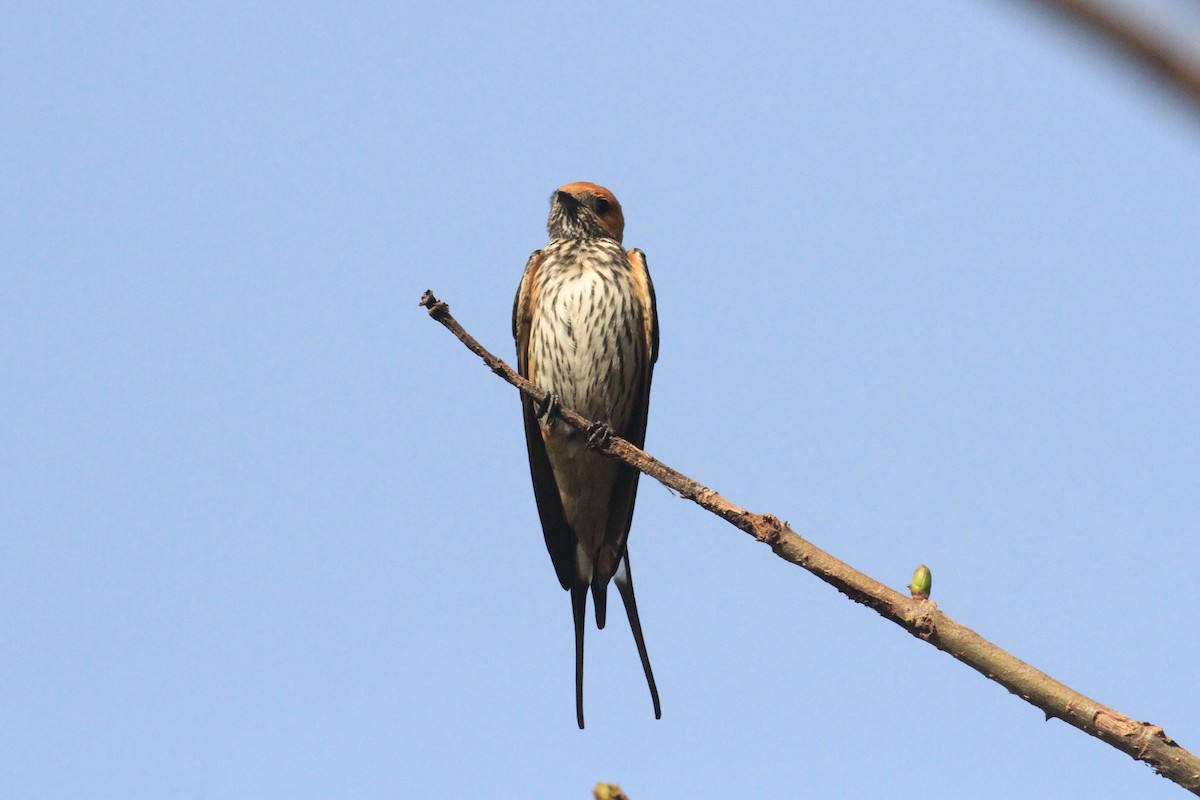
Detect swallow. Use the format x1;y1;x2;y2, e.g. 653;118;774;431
512;181;660;728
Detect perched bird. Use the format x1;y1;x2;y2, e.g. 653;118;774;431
512;182;660;729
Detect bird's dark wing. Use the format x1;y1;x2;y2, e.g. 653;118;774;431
514;250;574;591
591;246;657;617
598;248;658;570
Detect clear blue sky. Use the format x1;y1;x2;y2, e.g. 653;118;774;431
4;2;1198;797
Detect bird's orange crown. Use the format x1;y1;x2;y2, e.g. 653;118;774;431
549;182;625;242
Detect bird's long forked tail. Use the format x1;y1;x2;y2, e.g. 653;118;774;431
571;583;587;729
571;557;660;729
615;554;661;720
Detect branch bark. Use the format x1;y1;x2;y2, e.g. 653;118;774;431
1014;0;1200;115
419;289;1200;795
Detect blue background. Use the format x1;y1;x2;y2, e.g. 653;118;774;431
4;2;1198;797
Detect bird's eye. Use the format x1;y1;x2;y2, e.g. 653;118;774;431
593;198;611;214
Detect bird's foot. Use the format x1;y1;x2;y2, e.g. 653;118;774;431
535;392;562;424
586;421;613;450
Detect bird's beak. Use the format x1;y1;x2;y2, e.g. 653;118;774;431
555;190;580;209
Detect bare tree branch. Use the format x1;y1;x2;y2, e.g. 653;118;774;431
1014;0;1200;114
420;289;1200;796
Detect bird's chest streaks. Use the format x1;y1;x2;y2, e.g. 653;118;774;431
531;241;644;429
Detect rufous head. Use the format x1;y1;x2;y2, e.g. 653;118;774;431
546;182;624;243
